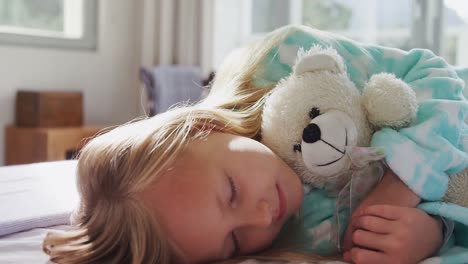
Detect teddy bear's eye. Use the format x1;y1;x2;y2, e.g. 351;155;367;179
309;107;320;119
293;144;302;153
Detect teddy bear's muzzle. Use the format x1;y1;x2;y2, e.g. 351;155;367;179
300;110;358;178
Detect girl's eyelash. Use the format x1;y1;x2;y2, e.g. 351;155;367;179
228;176;237;203
227;176;240;256
231;232;240;256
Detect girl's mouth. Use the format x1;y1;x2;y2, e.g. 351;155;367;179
275;183;287;221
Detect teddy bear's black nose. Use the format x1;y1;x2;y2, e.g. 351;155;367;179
303;123;321;143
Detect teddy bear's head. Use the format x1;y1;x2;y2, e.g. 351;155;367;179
261;46;417;191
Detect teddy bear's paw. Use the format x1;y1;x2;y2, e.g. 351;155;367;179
444;168;468;207
362;73;418;129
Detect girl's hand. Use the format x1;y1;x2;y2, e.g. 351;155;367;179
343;205;443;264
343;168;421;252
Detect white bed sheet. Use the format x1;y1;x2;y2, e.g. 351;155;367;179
0;225;68;264
0;161;79;237
0;161;78;263
0;225;347;264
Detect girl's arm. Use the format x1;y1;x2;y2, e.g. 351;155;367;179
342;169;420;252
343;169;453;257
356;168;421;208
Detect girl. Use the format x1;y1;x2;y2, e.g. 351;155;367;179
43;26;468;263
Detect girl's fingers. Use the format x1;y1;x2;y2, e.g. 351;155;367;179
352;229;389;252
349;247;393;264
342;224;355;252
353;215;394;234
353;204;405;221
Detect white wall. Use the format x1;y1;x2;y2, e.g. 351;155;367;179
212;0;243;68
0;0;143;165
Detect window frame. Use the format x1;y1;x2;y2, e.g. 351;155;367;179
0;0;98;50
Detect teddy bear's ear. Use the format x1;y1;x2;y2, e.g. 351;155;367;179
294;47;345;75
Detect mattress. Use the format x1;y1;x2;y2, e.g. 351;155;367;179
0;161;79;237
0;161;78;264
0;225;69;264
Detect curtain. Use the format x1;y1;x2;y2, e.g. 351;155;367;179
140;0;214;74
137;0;214;116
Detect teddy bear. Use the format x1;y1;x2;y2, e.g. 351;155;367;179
260;45;468;208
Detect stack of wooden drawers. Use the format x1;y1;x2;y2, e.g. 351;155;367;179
5;91;104;165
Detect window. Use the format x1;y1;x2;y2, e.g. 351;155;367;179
251;0;290;34
0;0;97;49
443;0;468;65
242;0;468;66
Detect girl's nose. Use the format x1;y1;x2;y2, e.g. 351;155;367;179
244;200;273;228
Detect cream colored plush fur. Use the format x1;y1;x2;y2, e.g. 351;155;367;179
445;169;468;207
261;46;468;207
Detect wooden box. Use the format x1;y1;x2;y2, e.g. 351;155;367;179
15;91;83;127
5;126;105;165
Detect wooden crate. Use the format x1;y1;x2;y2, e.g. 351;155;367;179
15;91;83;127
5;126;105;165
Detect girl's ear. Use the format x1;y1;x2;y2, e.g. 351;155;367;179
294;46;345;75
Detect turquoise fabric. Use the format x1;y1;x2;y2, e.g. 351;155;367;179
280;190;468;263
259;26;468;263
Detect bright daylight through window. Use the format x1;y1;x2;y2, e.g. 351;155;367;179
249;0;468;65
0;0;96;49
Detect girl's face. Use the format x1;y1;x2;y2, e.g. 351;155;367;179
141;132;303;263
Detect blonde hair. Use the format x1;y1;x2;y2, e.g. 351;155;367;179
43;25;333;263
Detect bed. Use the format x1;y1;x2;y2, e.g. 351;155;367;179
0;161;78;263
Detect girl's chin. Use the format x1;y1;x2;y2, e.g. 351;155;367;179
280;167;304;219
282;194;300;221
290;185;304;212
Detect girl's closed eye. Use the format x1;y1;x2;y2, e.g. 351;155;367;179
231;231;240;257
228;176;241;256
228;176;238;205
